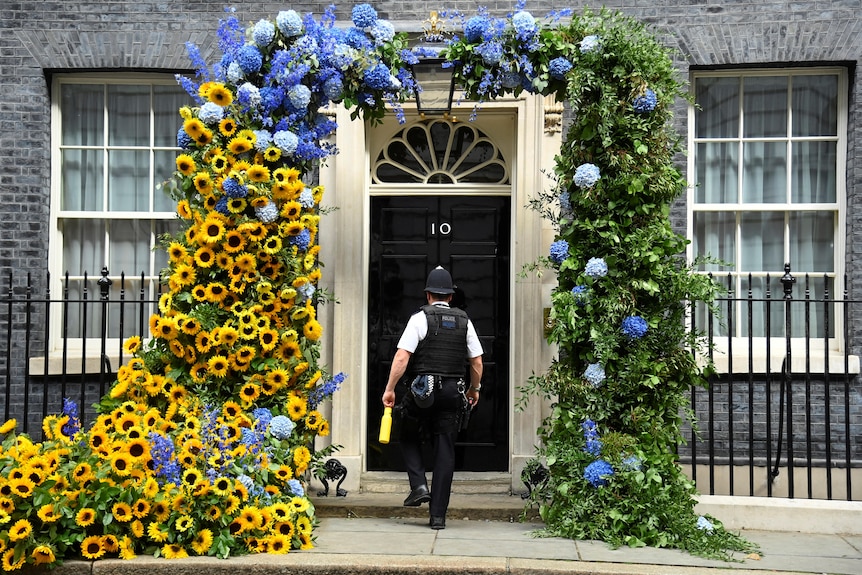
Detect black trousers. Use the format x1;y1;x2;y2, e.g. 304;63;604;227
400;376;463;517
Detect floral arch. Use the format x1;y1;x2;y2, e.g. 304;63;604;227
0;2;754;571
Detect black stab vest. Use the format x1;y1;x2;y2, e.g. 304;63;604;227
409;304;470;378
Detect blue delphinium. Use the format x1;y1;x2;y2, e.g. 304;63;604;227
252;19;275;47
584;363;606;387
580;34;601;53
255;201;279;223
276;10;303;36
269;415;295;440
584;460;614;487
548;57;573;80
584;257;608;278
308;372;346;409
633;88;658;113
549;239;569;264
61;397;81;437
574;163;600;188
351;3;378;29
252;407;273;429
236;44;263;74
621;315;649;339
571;285;589;305
149;432;182;485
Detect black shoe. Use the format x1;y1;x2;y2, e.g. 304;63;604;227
403;485;431;507
430;515;446;530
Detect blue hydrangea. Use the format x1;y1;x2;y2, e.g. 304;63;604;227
696;516;715;532
222;177;248;199
621;315;649;339
371;20;395;46
289;228;312;251
226;61;244;83
255;201;279;223
287;84;312;110
299;187;315;208
580;34;601;53
215;196;229;215
287;479;305;497
269;415;295;440
294;35;319;57
253;130;272;152
297;282;316;302
323;75;344;100
584;459;614;487
273;130;298;155
351;3;377;29
584;363;605;387
622;455;644;471
276;10;303;37
237;474;255;491
574;163;600;188
252;19;275;47
559;191;571;212
363;63;392;90
512;11;537;40
584;438;603;456
549;239;569;264
548;57;573;80
177;126;193;149
236;44;263;74
571;285;589;305
345;27;372;50
237;82;261;107
198;101;224;124
253;407;273;429
476;41;504;66
500;71;521;89
633;88;658;113
584;257;608;278
464;16;488;43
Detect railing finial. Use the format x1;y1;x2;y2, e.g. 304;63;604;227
780;262;795;300
98;266;112;300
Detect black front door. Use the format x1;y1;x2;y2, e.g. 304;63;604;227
367;195;510;472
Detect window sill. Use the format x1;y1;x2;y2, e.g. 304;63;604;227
29;352;121;377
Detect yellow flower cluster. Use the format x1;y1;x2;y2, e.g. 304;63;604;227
0;44;342;572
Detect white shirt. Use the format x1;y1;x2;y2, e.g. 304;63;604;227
396;302;483;358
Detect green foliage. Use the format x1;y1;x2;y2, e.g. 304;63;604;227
450;5;756;560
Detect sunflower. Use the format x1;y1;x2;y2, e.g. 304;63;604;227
299;532;314;550
227;197;247;214
191;528;214;555
110;453;133;477
295;515;312;535
183;118;205;139
239;383;261;404
103;534;120;553
219;117;238;137
175;514;195;533
195;127;214;146
210;153;229;173
193;245;216;269
81;535;106;559
305;410;323;431
175;154;196;176
131;499;150;519
151;501;171;522
200;218;226;244
263;146;281;162
73;462;95;483
238;505;264;531
205;505;222;521
317;420;331;437
282;201;302;220
112;501;133;522
8;518;32;542
167;242;188;263
8;476;35;498
293;445;312;467
212;476;233;497
1;549;25;572
204;282;228;303
171;263;197;288
177;198;193;219
181;317;202;335
31;545;56;565
273;520;295;538
123;335;142;355
217;326;240;346
37;503;59;523
118;536;137;560
208;83;233;106
304;319;323;341
227;135;253;155
246;164;271;183
205;355;228;378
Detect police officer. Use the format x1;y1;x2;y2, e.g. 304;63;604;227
381;266;483;530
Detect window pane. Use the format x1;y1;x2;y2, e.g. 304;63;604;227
108;150;149;211
740;212;783;272
743;141;786;203
154;219;182;274
743;76;788;138
61;149;103;211
792;141;836;203
154;150;178;212
109;219;151;276
108;85;150;146
693;212;735;270
62;219;105;276
695;142;738;203
740;275;786;338
61;84;103;146
790;211;834;273
695;76;739;138
154;85;191;147
792;75;838;137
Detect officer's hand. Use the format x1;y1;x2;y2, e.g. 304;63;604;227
382;389;396;408
466;388;479;406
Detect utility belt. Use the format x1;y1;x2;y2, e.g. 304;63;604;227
397;374;472;433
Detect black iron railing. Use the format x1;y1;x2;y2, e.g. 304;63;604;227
1;265;860;500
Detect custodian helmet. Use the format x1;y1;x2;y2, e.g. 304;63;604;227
424;266;454;295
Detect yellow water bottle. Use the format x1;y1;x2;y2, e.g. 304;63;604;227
378;407;392;444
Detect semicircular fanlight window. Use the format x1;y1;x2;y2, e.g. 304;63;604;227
372;119;509;185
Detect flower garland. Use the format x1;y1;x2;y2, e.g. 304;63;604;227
0;4;416;570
